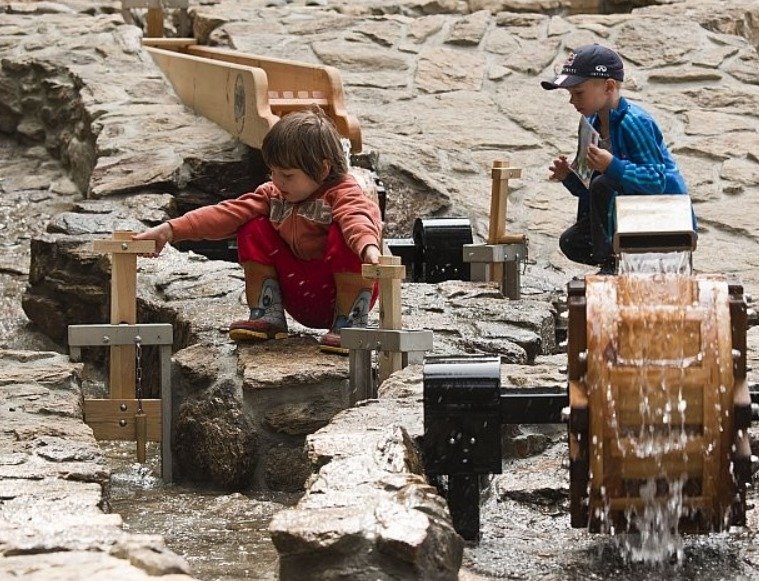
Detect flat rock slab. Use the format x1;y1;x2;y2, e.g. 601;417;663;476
0;349;193;577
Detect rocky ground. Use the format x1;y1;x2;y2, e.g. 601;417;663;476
1;0;758;579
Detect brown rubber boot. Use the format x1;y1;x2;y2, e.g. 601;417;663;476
229;262;288;342
319;272;373;355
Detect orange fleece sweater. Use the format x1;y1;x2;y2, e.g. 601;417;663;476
167;175;382;261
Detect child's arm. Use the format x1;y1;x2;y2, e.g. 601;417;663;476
603;116;668;195
167;184;273;243
329;182;382;263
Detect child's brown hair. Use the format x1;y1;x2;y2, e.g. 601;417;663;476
262;108;348;184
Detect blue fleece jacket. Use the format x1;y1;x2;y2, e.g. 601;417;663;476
562;96;690;223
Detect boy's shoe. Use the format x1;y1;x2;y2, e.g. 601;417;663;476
229;318;289;342
318;329;345;354
230;263;288;342
319;273;373;355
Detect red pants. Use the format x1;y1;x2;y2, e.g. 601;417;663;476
237;217;377;329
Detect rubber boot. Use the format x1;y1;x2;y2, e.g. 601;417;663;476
229;263;288;342
319;272;373;355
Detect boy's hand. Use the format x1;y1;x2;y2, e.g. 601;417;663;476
548;155;571;181
587;145;613;172
132;223;173;257
361;244;381;265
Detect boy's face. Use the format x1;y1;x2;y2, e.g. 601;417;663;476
270;166;322;203
567;78;615;116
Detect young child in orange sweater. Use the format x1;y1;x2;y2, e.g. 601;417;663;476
134;109;382;354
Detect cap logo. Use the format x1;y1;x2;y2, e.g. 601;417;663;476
595;65;607;72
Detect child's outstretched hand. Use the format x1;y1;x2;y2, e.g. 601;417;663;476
362;244;381;265
132;223;173;257
548;155;571;181
587;145;613;172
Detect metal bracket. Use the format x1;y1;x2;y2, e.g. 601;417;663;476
463;243;527;299
341;327;433;404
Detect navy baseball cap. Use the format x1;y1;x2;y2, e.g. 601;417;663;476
541;44;624;90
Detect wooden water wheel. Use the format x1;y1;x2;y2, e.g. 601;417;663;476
567;274;749;533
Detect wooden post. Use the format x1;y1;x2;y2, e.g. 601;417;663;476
146;7;164;38
487;160;522;283
362;256;406;384
92;232;156;400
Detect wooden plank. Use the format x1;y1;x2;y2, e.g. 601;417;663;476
608;496;709;512
145;46;278;151
487;160;510;283
92;239;156;254
84;399;162;441
617;275;696;307
617;315;701;363
615;384;703;427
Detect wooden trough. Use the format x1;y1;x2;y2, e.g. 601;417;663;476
142;38;362;152
567;274;750;533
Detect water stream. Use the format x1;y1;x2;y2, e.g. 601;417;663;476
103;441;297;580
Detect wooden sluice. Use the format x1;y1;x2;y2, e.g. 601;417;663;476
141;38;362;152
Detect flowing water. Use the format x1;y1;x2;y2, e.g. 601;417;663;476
103;440;298;581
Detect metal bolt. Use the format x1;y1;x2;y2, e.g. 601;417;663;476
470;437;476;445
449;438;456;445
120;404;127;412
121;242;128;250
561;406;571;423
119;419;127;427
578;351;588;363
102;336;110;344
134;335;142;344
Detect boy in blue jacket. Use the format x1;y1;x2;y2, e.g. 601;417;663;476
542;44;689;274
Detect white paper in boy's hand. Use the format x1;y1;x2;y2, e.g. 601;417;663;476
570;116;600;189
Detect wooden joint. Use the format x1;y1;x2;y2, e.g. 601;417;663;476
84;399;162;441
92;240;156;254
491;167;522;180
362;263;406;280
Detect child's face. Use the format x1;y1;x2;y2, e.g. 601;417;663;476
567;79;616;117
270;166;322;203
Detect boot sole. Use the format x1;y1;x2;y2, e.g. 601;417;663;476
319;344;350;355
229;329;289;342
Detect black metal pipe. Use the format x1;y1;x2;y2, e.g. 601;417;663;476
500;387;568;424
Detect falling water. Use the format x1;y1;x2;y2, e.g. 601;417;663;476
597;250;716;563
618;251;692;276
